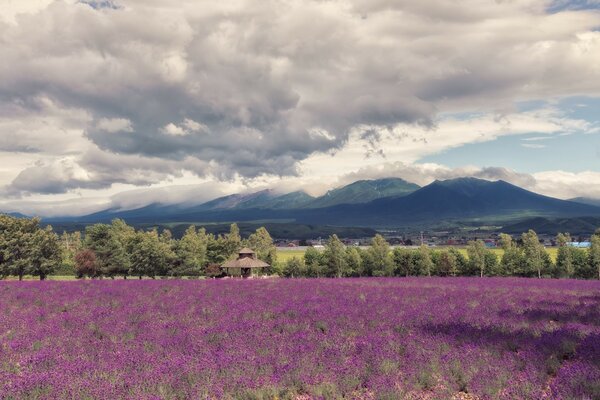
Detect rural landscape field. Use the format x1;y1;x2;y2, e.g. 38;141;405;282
1;278;599;399
3;0;600;399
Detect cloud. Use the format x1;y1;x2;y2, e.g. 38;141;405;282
0;0;599;207
96;117;133;133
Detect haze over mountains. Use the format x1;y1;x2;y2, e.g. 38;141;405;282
41;177;600;232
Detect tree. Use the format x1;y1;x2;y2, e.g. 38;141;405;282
415;245;433;276
574;247;594;279
222;224;242;260
283;257;305;278
129;230;175;279
247;227;277;267
484;250;499;276
59;231;82;275
172;226;207;276
449;248;469;276
74;249;99;278
521;230;547;278
304;247;324;277
0;215;41;280
323;235;347;277
27;226;62;280
435;250;458;277
85;223;130;278
467;240;487;277
393;247;414;277
345;247;363;277
555;233;573;278
499;234;524;276
590;231;600;280
368;234;393;276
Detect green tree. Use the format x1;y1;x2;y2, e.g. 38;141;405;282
449;248;469;276
435;249;458;277
247;227;277;267
85;223;130;278
172;226;207;276
590;230;600;280
304;246;324;277
484;250;499;276
521;230;547;278
393;247;414;277
368;234;393;276
222;223;242;260
0;215;41;280
345;247;363;277
415;245;433;276
27;226;62;280
283;256;305;278
499;234;524;276
467;240;487;277
574;247;594;278
58;231;82;275
129;230;175;279
323;235;347;277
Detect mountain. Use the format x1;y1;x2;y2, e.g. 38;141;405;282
48;178;600;230
1;211;29;218
293;178;600;227
304;178;420;208
570;197;600;207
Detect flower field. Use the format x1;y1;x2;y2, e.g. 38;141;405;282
1;278;599;399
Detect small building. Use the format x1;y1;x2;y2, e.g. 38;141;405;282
567;242;591;248
221;248;270;278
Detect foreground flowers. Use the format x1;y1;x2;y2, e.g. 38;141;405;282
0;278;599;399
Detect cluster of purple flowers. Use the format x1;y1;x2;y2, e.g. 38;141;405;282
1;278;598;399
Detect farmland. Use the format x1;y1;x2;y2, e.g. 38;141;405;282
276;247;560;262
1;278;598;399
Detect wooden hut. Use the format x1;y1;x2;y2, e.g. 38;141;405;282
221;248;270;278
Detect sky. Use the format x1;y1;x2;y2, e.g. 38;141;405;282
0;0;600;216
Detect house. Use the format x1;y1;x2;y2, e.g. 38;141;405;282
221;248;270;278
567;242;591;248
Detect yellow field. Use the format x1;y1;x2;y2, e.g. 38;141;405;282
276;247;560;262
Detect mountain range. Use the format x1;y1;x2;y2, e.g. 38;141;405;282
40;177;600;232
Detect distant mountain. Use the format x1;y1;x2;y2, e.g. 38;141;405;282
294;178;600;227
502;217;600;235
570;197;600;207
47;178;600;230
1;211;29;218
304;178;419;208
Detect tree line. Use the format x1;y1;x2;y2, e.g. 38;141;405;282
1;214;599;280
0;215;276;280
282;231;600;280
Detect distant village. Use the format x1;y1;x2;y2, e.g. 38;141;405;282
275;231;593;249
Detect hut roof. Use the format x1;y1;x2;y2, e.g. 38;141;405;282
221;257;270;269
238;247;255;254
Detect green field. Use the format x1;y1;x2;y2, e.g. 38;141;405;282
276;247;560;262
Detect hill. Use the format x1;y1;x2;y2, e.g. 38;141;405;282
501;216;600;235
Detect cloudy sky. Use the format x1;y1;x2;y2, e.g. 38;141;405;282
1;0;600;216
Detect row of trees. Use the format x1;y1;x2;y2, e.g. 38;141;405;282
1;214;599;280
0;215;277;279
282;230;600;280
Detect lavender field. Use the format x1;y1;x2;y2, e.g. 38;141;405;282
1;278;599;400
